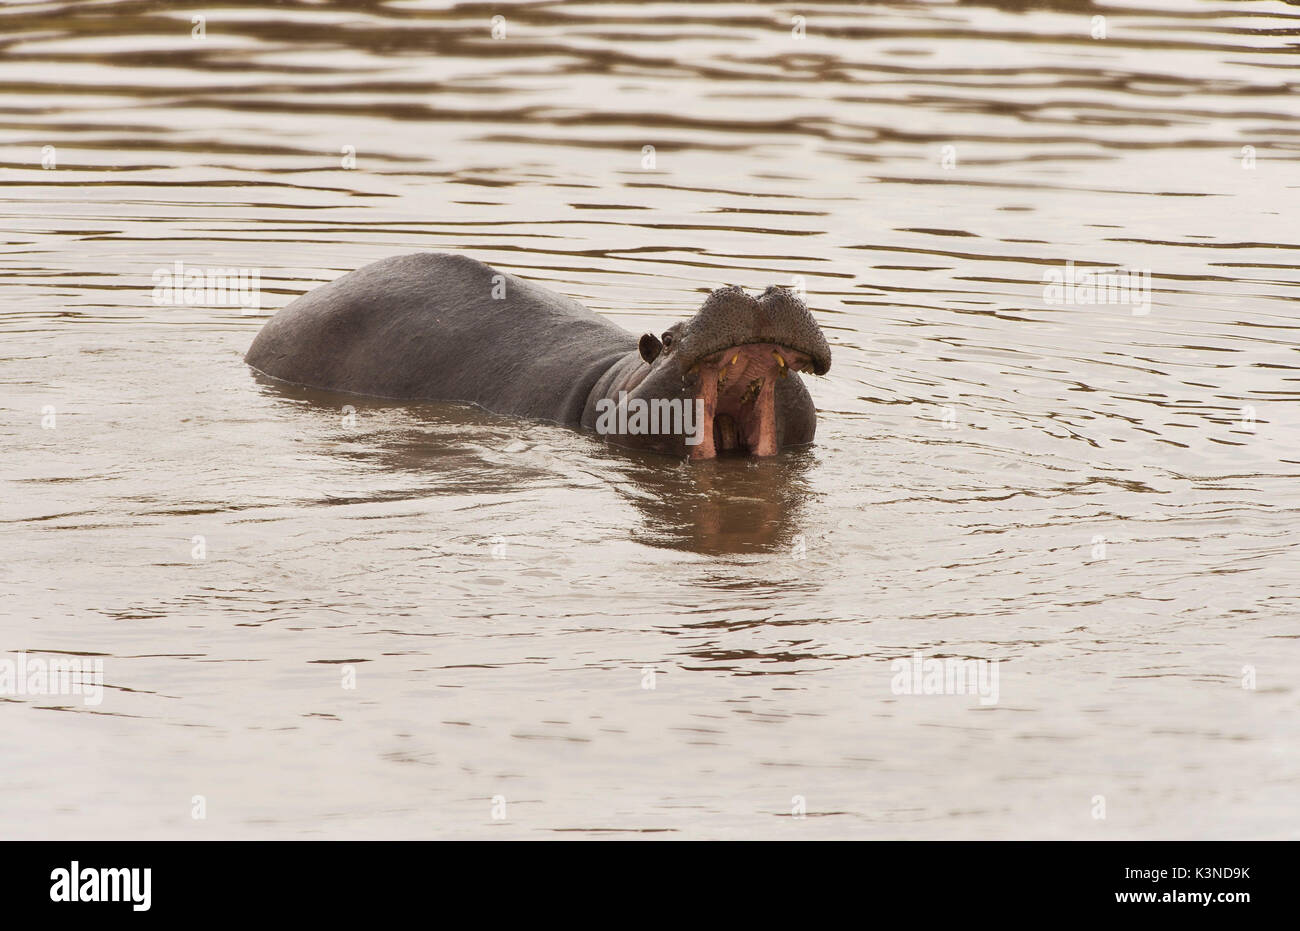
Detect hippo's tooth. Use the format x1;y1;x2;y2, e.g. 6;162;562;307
717;352;739;388
773;350;787;377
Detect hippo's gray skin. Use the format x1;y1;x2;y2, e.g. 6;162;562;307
245;253;831;459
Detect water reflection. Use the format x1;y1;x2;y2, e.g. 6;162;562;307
251;370;816;554
616;450;817;555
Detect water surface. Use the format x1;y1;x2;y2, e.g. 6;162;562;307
2;0;1298;838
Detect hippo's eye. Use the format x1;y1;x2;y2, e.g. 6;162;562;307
661;332;674;350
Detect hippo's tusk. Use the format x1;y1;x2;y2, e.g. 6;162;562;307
773;349;787;377
717;352;740;387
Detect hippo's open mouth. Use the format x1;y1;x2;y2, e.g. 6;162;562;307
686;342;817;459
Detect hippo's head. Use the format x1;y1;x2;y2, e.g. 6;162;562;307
590;285;831;459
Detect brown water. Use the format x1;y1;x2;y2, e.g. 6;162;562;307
2;0;1298;839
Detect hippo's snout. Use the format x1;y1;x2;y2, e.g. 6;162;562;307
676;285;831;377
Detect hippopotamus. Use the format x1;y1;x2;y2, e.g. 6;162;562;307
244;252;831;459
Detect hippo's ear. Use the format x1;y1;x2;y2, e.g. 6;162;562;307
638;333;663;364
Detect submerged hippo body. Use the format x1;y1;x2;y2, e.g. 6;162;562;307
244;253;831;459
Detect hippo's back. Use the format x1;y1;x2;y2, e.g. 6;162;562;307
245;252;634;423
